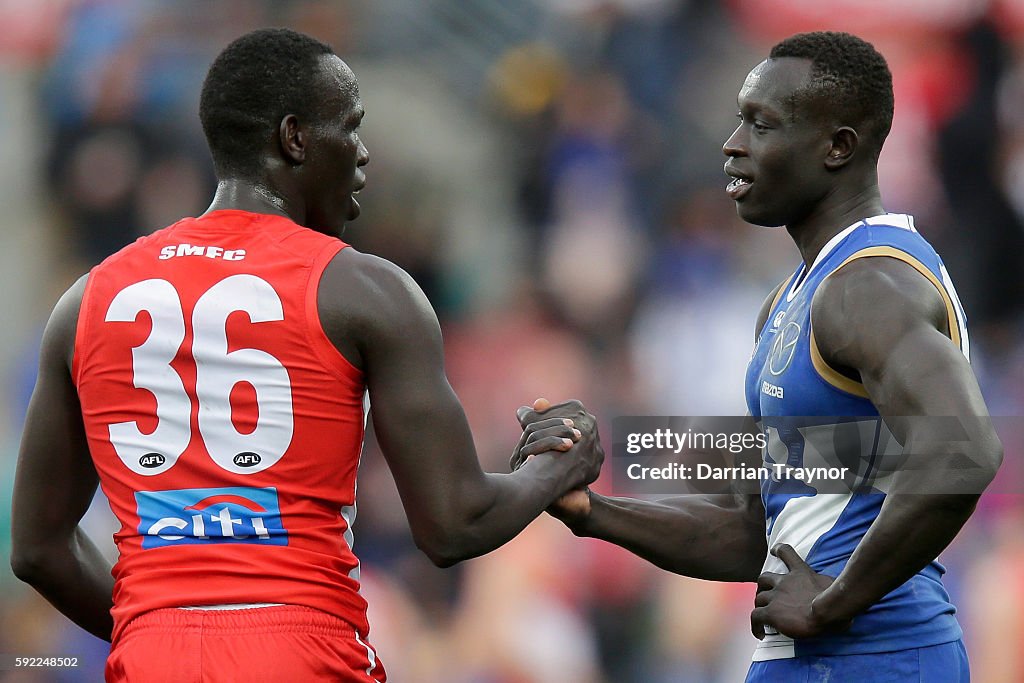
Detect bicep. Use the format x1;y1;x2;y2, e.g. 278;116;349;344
862;324;985;419
814;258;993;440
348;259;485;517
13;279;99;548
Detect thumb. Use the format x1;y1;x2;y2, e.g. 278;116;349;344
772;544;810;572
517;397;552;427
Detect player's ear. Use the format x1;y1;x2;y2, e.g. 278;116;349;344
278;114;306;164
825;126;857;170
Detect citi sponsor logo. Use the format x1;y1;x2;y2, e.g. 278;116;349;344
159;243;246;261
761;380;784;399
135;486;287;549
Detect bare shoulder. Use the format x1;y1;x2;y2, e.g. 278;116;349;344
324;245;414;291
812;256;948;370
317;247;440;371
46;274;90;370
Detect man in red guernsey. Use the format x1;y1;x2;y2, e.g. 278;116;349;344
11;28;602;682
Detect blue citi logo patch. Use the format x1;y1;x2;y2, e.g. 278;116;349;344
135;486;288;549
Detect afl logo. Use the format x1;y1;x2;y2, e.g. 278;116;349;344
233;452;262;468
768;322;801;376
140;453;166;469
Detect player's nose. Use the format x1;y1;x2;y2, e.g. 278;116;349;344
723;124;747;158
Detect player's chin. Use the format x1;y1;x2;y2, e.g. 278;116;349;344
346;196;361;222
736;202;786;228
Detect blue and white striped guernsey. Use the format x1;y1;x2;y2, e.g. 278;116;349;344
744;213;969;661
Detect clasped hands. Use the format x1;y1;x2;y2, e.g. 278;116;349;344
509;397;603;525
511;398;851;640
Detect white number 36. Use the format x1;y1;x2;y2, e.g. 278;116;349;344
104;275;294;476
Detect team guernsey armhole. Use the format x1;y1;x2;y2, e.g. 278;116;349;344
305;241;364;387
759;273;796;338
71;272;97;388
809;246;961;399
769;273;795;315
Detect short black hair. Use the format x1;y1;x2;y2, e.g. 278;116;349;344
200;28;336;178
770;31;894;159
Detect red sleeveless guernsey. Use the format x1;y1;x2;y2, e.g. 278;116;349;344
72;210;369;644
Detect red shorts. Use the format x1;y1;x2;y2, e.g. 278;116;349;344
106;605;386;682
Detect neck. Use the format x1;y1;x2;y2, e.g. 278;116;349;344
203;178;302;223
787;176;884;268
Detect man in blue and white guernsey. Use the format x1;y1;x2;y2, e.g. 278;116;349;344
513;31;1002;681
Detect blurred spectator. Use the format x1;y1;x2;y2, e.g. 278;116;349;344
2;2;1022;681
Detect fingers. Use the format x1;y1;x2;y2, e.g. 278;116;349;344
510;423;535;471
512;417;581;469
521;419;581;457
522;417;576;438
516;405;537;427
509;449;526;472
520;435;578;457
518;398;588;428
516;397;555;427
750;607;767;640
756;572;781;593
771;544;809;572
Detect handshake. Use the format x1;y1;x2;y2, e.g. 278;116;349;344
509;398;605;528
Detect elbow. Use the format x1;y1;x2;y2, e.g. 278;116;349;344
10;545;52;586
415;536;468;568
424;550;461;569
411;525;474;568
411;494;495;568
971;435;1004;492
988;439;1005;479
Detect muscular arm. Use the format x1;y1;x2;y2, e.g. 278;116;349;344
318;250;600;567
759;257;1002;633
11;276;115;641
572;492;767;581
516;278;793;582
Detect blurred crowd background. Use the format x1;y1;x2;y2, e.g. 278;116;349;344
1;0;1024;681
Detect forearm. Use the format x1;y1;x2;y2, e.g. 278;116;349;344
812;491;977;625
577;493;766;581
12;528;114;641
813;422;1000;624
435;452;580;566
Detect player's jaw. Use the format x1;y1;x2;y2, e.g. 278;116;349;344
723;162;793;228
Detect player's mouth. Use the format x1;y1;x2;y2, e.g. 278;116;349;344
349;178;366;218
724;166;753;200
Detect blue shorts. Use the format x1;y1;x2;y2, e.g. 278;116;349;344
745;640;969;682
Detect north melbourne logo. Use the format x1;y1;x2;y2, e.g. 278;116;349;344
768;322;801;376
